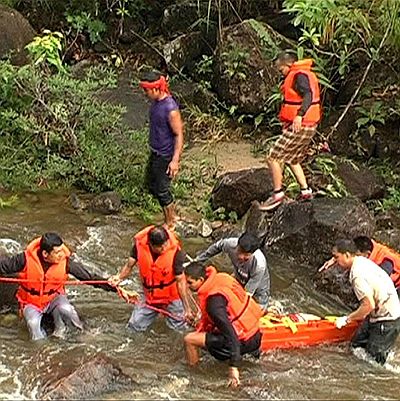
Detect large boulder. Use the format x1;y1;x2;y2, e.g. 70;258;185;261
244;198;375;309
336;160;385;201
41;354;132;400
315;266;358;310
213;19;293;114
0;4;36;65
245;197;375;268
211;167;273;218
0;238;23;311
163;31;207;72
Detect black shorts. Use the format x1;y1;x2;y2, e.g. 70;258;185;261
146;152;173;207
205;330;262;361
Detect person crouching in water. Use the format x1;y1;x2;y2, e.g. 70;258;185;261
0;233;116;340
332;239;400;365
184;262;263;388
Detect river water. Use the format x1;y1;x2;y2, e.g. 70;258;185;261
0;191;399;400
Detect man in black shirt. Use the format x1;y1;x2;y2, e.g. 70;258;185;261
184;263;262;388
0;232;116;340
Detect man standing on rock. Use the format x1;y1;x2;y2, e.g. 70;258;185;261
332;239;400;365
195;232;270;311
260;52;321;211
139;71;184;229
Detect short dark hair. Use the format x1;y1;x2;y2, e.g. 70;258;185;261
185;262;207;280
148;225;169;246
333;239;358;254
353;236;373;253
276;51;297;65
40;232;63;253
238;232;260;254
140;71;163;83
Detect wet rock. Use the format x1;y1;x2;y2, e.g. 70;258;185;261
88;191;122;214
197;218;213;238
172;81;217;113
211;167;273;218
213;19;293;114
336;160;385;201
0;282;18;312
374;229;400;253
41;354;132;400
161;2;205;38
0;4;36;65
174;220;198;238
375;210;400;231
163;31;207;72
315;266;358;310
260;197;375;268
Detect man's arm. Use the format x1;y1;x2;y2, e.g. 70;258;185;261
294;73;312;117
167;109;184;179
347;296;375;323
0;253;26;275
196;238;229;263
68;257;116;292
207;295;241;366
292;73;313;133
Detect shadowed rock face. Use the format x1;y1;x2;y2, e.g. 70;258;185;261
0;4;36;65
244;197;375;309
41;354;132;400
211;167;273;218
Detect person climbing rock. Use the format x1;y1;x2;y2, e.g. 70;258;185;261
259;51;321;211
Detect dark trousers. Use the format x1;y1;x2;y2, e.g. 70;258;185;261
146;152;173;207
205;330;262;361
351;317;400;364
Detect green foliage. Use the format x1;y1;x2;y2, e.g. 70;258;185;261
283;0;400;88
66;12;106;44
221;46;249;79
195;55;214;89
355;101;386;137
0;195;19;209
312;156;349;198
0;61;152;208
248;19;281;60
25;30;65;73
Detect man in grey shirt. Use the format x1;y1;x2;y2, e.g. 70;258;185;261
196;232;270;311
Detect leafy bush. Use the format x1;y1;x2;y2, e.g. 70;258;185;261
0;60;152;207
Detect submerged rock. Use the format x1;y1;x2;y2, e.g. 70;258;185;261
41;354;132;400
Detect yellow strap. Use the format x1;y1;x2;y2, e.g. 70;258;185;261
281;316;298;333
324;315;338;323
260;313;298;333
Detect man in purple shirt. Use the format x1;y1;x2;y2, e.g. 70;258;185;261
139;72;184;229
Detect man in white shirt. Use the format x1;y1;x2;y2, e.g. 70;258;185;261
332;239;400;364
196;232;270;311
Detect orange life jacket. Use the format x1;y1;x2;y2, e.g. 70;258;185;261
279;59;321;126
135;226;181;304
16;238;70;311
197;266;263;341
369;240;400;288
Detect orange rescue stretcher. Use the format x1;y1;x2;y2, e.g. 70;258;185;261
260;313;360;352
